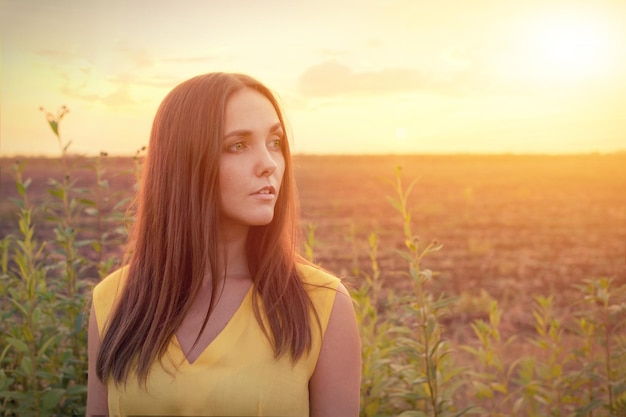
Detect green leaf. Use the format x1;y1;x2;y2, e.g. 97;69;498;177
75;311;86;334
32;306;42;325
491;382;508;394
75;239;95;248
0;344;12;364
574;399;603;415
66;384;87;395
17;182;26;197
9;297;29;318
92;240;102;252
452;406;475;417
410;377;429;385
473;380;494;399
8;196;25;209
0;368;13;388
363;399;379;417
41;388;65;409
48;187;65;200
37;335;58;357
6;336;29;353
386;196;403;212
20;355;33;375
77;198;97;206
513;397;526;414
22;326;34;343
404;177;419;199
394;249;414;264
426;316;435;337
63;139;73;152
397;411;428;417
430;339;447;359
113;197;132;211
48;119;59;136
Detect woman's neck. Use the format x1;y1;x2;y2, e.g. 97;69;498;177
217;224;250;279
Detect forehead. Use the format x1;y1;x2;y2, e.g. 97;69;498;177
224;88;280;130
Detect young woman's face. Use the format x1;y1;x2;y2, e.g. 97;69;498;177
219;88;286;234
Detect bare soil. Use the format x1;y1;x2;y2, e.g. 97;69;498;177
2;153;625;343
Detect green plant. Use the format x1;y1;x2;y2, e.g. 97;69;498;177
386;166;469;417
460;277;626;417
0;107;136;416
529;295;572;415
41;107;91;413
461;299;517;416
353;231;400;417
0;162;73;416
570;278;626;416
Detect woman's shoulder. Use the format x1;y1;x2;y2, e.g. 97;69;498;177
296;262;341;289
91;266;130;334
92;266;130;306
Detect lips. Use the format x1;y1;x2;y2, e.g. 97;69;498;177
251;185;276;196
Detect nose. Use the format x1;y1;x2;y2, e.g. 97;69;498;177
256;146;278;177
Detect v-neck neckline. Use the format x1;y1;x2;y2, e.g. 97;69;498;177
174;284;254;365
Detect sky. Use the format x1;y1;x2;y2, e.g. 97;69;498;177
2;0;626;156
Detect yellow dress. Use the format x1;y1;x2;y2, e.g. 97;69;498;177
92;264;340;417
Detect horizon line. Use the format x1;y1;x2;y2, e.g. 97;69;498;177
1;149;626;160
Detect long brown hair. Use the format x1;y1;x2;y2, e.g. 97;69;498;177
96;73;315;385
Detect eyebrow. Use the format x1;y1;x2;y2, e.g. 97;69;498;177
223;122;283;140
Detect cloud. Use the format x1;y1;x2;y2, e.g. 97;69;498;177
107;73;177;89
131;75;180;89
113;41;157;69
57;70;139;107
60;81;132;107
297;60;463;98
101;86;135;107
35;49;75;60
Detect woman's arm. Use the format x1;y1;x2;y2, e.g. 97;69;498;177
309;282;361;417
86;302;109;417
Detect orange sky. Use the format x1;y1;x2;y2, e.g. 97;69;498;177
1;0;625;156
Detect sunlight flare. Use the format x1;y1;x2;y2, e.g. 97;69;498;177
514;13;618;84
395;127;409;141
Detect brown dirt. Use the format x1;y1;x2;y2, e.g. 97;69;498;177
2;153;625;343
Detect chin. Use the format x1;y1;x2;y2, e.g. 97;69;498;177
222;209;276;228
250;216;275;226
239;211;275;227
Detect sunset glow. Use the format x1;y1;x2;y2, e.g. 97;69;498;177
395;127;409;141
514;13;618;84
1;0;625;156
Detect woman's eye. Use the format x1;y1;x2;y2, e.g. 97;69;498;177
269;137;282;149
227;142;246;152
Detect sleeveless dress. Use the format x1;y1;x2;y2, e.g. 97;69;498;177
92;263;340;417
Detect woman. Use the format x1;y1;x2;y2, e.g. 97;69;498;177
86;72;361;416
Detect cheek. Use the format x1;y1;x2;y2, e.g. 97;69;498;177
219;173;237;196
276;155;287;181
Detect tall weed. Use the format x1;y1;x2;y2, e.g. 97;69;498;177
0;107;133;416
352;231;400;416
351;166;468;417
